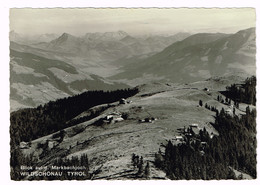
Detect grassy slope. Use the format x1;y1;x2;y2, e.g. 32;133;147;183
20;76;253;179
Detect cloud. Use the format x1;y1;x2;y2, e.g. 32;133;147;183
10;8;255;36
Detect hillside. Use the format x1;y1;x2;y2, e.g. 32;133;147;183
9;31;192;110
10;49;129;111
10;75;256;180
111;28;255;85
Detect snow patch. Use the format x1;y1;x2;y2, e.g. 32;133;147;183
214;55;222;64
204;48;211;55
175;58;184;62
221;41;229;51
201;56;208;62
32;58;40;62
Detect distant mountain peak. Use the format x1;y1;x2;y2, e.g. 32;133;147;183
83;30;129;41
49;32;79;47
60;32;74;39
116;30;128;36
120;35;137;43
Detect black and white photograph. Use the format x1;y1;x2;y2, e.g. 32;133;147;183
7;6;257;181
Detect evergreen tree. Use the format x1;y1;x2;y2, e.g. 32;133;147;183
144;162;150;179
199;100;203;107
225;97;228;104
132;153;138;169
154;152;164;169
137;156;144;176
236;102;239;109
155;105;256;179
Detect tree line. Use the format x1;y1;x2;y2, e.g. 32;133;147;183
10;88;139;148
131;154;150;179
155;77;256;179
223;76;256;105
10;88;139;180
155;107;256;179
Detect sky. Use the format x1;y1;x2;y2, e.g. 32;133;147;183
10;8;255;36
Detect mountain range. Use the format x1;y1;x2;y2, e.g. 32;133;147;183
9;28;255;111
11;31;191;61
111;28;255;85
10;31;59;44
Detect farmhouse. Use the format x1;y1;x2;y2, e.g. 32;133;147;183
119;98;132;104
106;115;113;120
119;98;127;104
145;118;152;123
19;141;29;149
203;88;210;92
104;112;124;123
113;117;123;122
189;123;199;128
174;136;184;141
48;140;59;149
139;117;157;123
225;109;232;115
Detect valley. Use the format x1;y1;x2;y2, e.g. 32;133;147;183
9;31;190;111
